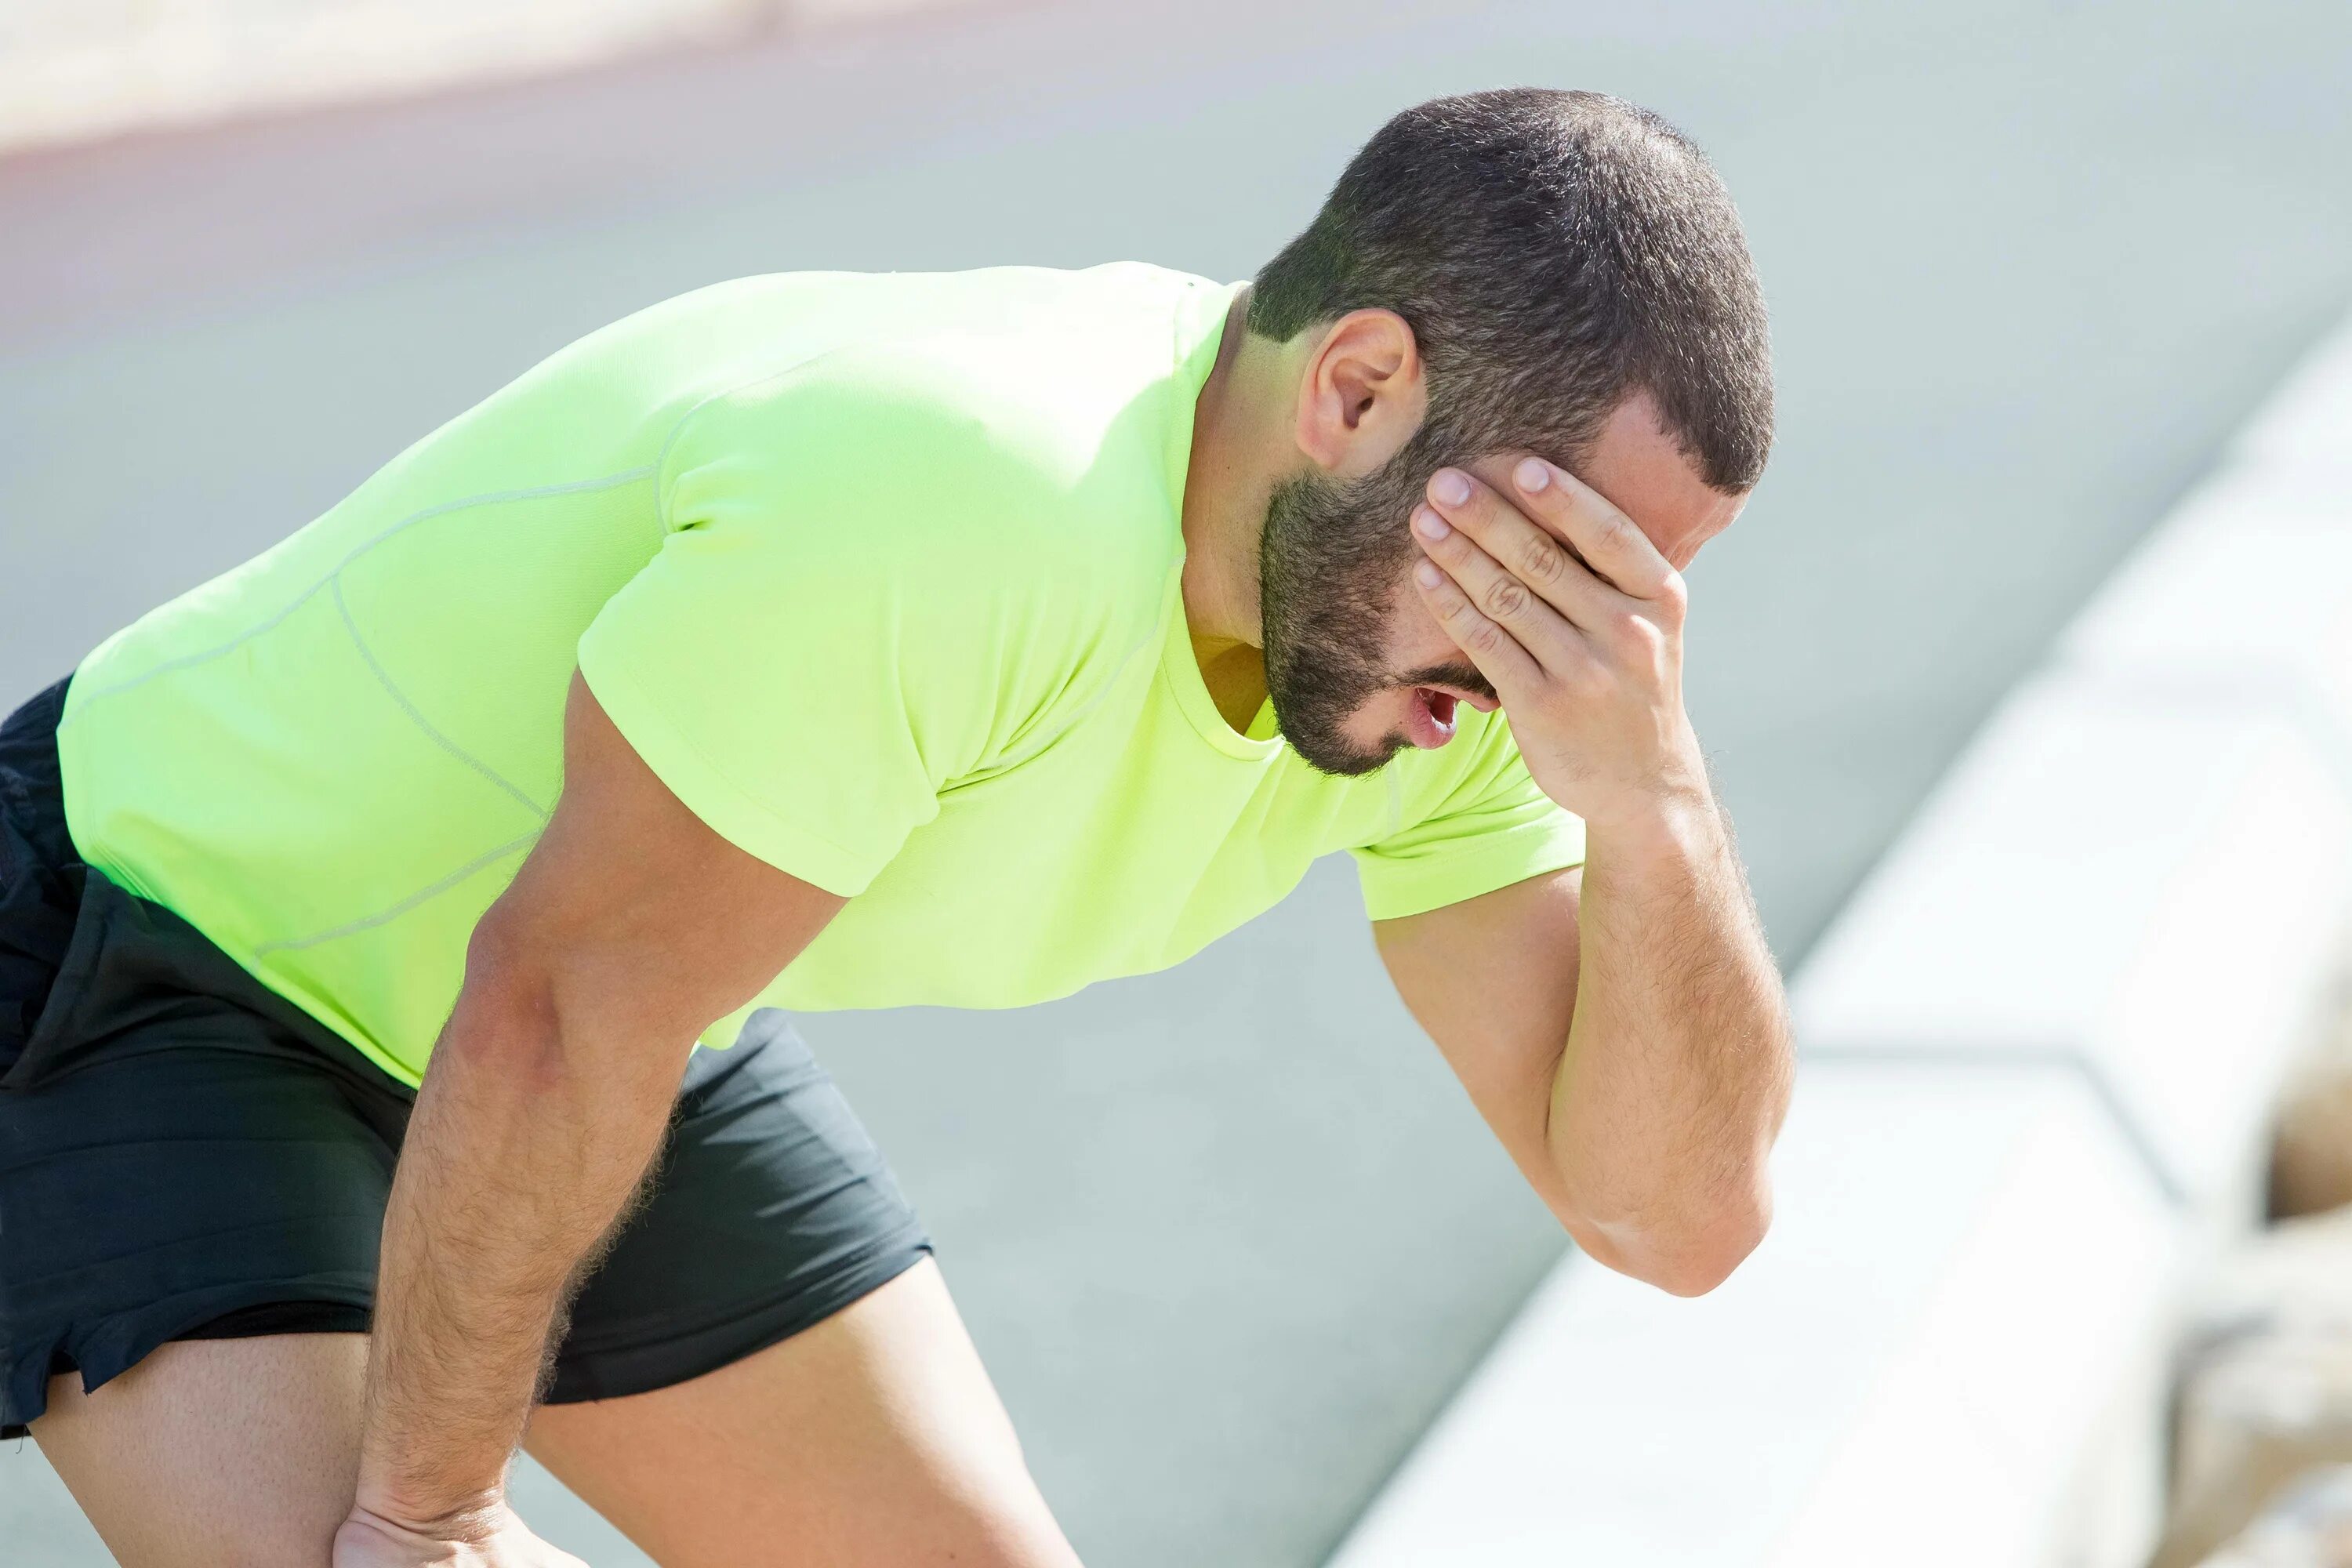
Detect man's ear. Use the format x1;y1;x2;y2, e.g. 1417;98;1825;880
1292;307;1427;478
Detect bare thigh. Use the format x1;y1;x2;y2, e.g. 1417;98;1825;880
31;1333;368;1568
524;1258;1081;1568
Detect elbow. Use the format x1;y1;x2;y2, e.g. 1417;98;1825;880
1646;1184;1773;1298
445;905;565;1079
1569;1173;1774;1299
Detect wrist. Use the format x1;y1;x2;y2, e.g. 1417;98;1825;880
1577;771;1719;848
353;1467;510;1546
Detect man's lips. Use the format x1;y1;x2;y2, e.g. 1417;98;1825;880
1406;687;1459;748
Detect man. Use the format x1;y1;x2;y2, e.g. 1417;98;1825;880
0;87;1791;1565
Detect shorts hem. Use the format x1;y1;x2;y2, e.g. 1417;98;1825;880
1;1276;373;1439
540;1233;935;1407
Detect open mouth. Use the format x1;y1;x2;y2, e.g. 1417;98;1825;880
1406;686;1459;748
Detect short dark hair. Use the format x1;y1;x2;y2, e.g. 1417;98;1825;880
1248;88;1773;492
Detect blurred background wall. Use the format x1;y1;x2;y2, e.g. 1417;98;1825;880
0;0;977;152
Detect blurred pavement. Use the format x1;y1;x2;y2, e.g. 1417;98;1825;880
3;2;2351;1563
0;0;978;154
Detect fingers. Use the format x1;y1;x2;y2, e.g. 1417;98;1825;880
1409;550;1548;699
1450;457;1680;608
1421;466;1633;634
1410;499;1584;658
1414;459;1691;701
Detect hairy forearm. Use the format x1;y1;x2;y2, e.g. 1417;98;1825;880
356;958;686;1532
1550;790;1792;1295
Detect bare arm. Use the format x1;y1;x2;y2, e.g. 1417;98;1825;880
1396;451;1794;1295
345;673;848;1548
1374;797;1791;1296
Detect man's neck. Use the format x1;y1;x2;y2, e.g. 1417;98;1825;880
1179;284;1294;729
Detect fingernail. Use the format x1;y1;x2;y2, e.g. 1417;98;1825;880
1432;470;1472;506
1414;560;1443;587
1412;506;1450;540
1515;458;1550;492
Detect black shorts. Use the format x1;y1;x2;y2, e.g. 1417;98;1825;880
0;677;931;1439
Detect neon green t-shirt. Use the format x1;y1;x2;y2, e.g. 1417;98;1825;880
58;263;1586;1087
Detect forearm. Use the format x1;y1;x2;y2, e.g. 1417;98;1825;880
1549;788;1792;1294
356;963;686;1532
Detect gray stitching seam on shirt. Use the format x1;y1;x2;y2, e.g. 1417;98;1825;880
253;829;542;956
331;574;551;821
60;466;656;726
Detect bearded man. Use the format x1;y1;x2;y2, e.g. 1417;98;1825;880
0;86;1791;1566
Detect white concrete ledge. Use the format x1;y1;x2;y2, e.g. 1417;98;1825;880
1330;314;2352;1568
2232;315;2352;477
2059;456;2352;775
1792;678;2352;1218
1327;1064;2177;1568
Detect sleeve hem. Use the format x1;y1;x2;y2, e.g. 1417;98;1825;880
1352;815;1588;923
576;641;883;898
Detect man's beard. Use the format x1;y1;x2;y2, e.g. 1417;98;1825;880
1258;459;1432;778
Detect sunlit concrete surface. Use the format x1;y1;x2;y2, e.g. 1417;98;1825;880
1328;1062;2180;1567
2;2;2350;1563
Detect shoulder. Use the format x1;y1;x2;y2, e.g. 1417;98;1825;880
659;325;1181;610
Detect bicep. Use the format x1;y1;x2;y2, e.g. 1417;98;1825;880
472;673;846;1054
1373;866;1583;1211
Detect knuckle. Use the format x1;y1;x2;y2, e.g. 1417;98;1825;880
1517;535;1569;587
1483;577;1532;619
1606;609;1647;645
1612;610;1669;660
1653;570;1690;617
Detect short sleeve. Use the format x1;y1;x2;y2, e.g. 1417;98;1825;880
578;358;1047;897
1348;714;1587;921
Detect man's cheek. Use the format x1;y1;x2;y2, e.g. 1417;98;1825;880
1381;583;1450;663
